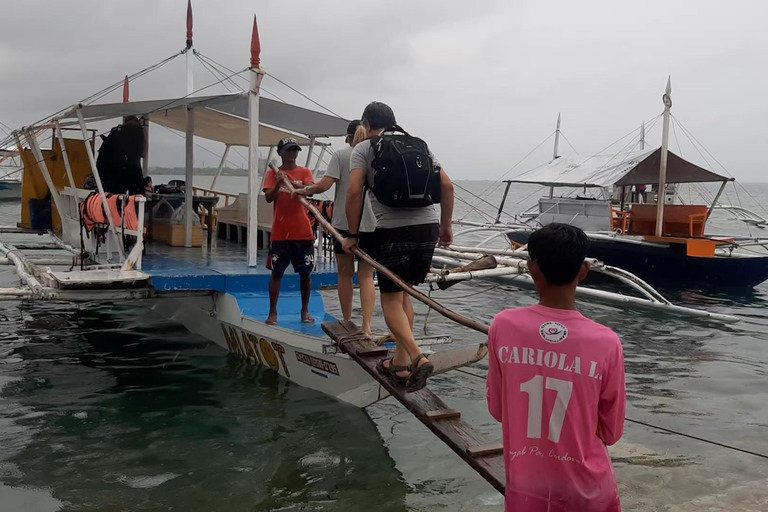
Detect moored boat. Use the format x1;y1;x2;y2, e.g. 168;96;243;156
0;11;488;409
499;80;768;288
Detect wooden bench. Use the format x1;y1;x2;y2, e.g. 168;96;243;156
216;193;273;246
628;204;709;237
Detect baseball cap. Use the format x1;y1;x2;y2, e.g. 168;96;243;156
277;138;301;153
346;119;361;136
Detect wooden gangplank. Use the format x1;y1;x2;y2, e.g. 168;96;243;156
322;321;505;494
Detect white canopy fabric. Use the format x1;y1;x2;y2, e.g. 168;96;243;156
56;93;349;146
148;106;309;147
511;148;730;188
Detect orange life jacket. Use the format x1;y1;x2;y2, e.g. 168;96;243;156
79;192;141;233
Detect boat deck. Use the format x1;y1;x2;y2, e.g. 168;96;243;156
142;238;338;293
142;239;339;336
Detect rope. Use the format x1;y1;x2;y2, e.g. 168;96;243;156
193;52;288;103
454;194;500;224
194;54;237;94
452;366;768;461
671;118;684;157
432;283;506;301
559;131;579;154
142;68;250;118
194;52;244;93
0;168;21;181
455;182;516;223
0;51;184;150
263;71;344;119
672;114;768;219
624;418;768;460
465;131;555;208
81;51;183;105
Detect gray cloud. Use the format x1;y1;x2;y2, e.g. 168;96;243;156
1;0;766;181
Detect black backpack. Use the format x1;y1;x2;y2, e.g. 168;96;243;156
370;126;441;208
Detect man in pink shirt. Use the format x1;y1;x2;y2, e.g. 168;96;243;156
487;223;626;512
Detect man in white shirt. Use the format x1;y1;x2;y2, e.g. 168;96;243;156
296;120;376;335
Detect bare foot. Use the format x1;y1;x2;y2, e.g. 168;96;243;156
266;313;278;325
301;311;315;324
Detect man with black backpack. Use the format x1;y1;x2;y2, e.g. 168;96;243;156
344;101;454;392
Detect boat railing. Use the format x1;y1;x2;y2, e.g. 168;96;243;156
192;186;238;230
59;188;147;270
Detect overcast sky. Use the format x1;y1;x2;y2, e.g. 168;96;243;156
1;0;767;181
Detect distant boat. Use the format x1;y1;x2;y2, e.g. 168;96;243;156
501;81;768;288
0;149;22;200
0;177;21;200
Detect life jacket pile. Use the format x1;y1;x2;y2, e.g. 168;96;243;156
79;192;141;233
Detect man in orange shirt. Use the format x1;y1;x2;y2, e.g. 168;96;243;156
262;138;316;325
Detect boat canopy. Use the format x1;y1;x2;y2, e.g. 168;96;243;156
56;93;349;147
511;148;732;188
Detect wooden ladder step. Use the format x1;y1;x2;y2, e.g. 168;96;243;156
425;409;462;421
355;347;389;358
467;443;504;457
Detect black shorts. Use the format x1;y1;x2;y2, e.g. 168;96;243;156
333;229;375;257
372;223;439;293
268;240;315;275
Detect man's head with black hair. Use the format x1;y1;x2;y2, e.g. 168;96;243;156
361;101;396;131
528;223;590;287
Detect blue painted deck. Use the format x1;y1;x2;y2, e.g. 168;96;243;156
141;239;339;335
142;239;339;293
233;291;334;337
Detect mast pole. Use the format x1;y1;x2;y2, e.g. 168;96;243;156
122;75;129;103
655;77;672;237
183;0;195;247
549;112;560;199
247;15;264;266
640;121;645;150
185;0;194;97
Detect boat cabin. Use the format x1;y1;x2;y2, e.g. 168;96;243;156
510;147;734;239
14;92;347;260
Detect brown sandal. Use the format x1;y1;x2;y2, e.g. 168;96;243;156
406;354;434;393
376;357;410;385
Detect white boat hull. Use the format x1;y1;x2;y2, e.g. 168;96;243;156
148;293;385;408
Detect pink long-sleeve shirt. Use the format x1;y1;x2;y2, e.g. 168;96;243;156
487;305;626;512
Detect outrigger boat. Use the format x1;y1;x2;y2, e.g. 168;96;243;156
484;81;768;288
0;10;496;409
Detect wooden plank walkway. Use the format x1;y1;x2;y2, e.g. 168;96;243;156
322;320;505;495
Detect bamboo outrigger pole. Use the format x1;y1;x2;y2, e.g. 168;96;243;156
274;166;490;335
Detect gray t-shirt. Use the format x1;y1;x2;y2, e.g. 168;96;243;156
325;146;376;233
350;138;440;229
